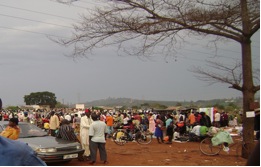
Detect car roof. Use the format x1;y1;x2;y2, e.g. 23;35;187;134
0;121;29;126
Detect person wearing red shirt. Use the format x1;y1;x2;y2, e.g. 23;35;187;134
133;113;142;125
3;113;9;121
195;112;202;124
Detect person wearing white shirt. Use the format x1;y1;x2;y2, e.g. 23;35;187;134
89;113;108;165
64;114;71;122
214;111;221;127
188;124;201;141
123;113;130;125
80;109;93;160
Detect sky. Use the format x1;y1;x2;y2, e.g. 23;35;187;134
0;0;260;107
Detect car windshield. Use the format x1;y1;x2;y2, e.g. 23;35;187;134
3;123;48;138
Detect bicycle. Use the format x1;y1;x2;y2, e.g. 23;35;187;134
112;124;153;146
199;133;251;157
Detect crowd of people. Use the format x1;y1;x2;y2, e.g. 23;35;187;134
0;107;248;165
0;108;242;143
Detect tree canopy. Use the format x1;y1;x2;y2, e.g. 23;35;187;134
24;91;57;108
57;0;259;58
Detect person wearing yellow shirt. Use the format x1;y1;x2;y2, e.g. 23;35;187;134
0;118;20;140
49;111;60;137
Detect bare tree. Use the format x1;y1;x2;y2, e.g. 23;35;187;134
191;60;259;91
191;60;243;87
56;0;260;158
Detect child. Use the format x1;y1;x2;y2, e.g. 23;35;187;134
165;121;174;144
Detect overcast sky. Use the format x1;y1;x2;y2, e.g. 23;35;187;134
0;0;260;107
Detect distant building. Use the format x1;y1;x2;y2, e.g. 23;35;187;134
20;105;50;111
75;104;85;109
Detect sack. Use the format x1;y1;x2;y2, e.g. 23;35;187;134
44;123;50;129
173;132;180;140
211;131;234;146
164;136;169;142
116;131;124;140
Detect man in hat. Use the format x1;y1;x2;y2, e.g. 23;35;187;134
80;109;93;160
0;118;20;140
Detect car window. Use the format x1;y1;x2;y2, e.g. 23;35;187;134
2;123;48;138
20;124;48;138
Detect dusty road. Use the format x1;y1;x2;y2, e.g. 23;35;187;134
49;136;249;166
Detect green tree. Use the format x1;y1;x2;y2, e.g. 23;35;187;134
131;105;139;110
92;106;104;112
118;105;127;111
56;0;259;158
227;102;239;109
24;91;57;108
213;103;225;110
6;106;20;112
150;103;167;109
225;106;237;113
141;103;150;107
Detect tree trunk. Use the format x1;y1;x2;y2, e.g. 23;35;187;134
240;0;256;159
241;38;255;159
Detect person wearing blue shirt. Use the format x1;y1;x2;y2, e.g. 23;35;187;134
165;114;173;128
0;136;46;166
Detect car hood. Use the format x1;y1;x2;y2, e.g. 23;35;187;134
18;136;80;150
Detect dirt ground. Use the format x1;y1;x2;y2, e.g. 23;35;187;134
57;136;249;166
